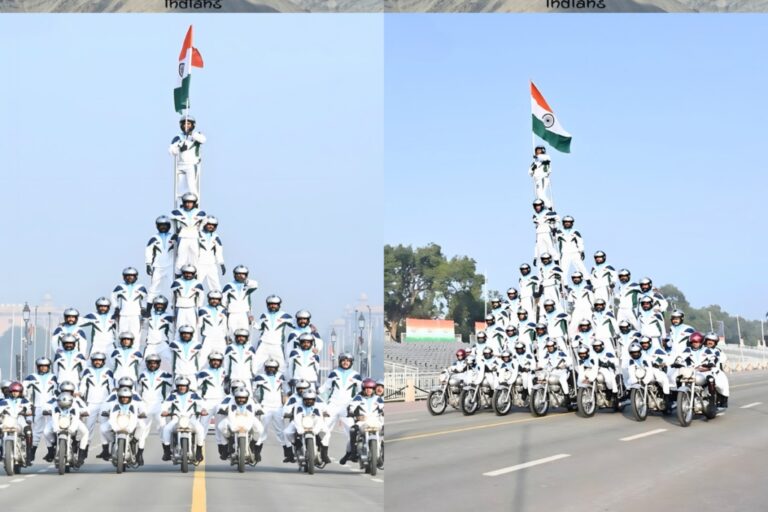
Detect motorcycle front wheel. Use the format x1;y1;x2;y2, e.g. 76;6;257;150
305;437;315;475
577;387;597;418
57;438;67;476
677;390;693;427
630;388;647;422
116;438;125;474
237;437;246;473
492;388;512;416
180;437;189;473
4;439;14;476
529;388;548;417
427;390;447;416
460;388;479;416
368;439;378;477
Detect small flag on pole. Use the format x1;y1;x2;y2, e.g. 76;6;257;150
531;81;572;154
174;25;204;114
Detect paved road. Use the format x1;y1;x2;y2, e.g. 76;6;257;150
387;371;768;512
0;427;382;512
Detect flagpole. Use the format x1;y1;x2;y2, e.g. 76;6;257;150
708;311;714;332
10;310;16;380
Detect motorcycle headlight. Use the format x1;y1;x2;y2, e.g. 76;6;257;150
301;416;315;430
116;414;130;431
58;416;72;430
232;413;249;432
635;368;646;380
536;370;546;380
2;416;16;430
365;416;382;431
439;373;448;384
680;367;694;380
178;415;191;429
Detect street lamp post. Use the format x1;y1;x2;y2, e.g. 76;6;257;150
22;303;31;378
358;312;366;376
329;328;337;379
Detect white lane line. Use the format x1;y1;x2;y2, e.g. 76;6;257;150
9;478;25;483
371;478;384;483
483;454;571;477
0;484;9;489
716;413;725;417
37;469;47;473
387;419;417;425
741;402;762;409
26;474;37;478
620;429;667;442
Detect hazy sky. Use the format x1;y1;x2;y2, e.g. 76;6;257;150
384;15;767;321
0;15;383;333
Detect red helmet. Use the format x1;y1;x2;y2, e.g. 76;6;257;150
9;382;23;394
362;378;376;390
456;349;467;360
689;331;704;345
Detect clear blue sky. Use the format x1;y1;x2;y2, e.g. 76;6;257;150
385;15;767;321
0;15;383;333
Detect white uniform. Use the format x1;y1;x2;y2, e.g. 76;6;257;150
112;282;148;341
171;277;204;334
592;310;618;350
566;283;594;336
161;391;206;448
538;262;564;313
79;365;114;441
253;372;290;447
529;153;552;207
225;343;257;383
197;231;225;293
50;323;88;356
169;130;206;201
217;402;264;444
44;404;89;451
533;209;560;262
668;323;695;360
318;368;362;448
101;402;148;450
138;369;173;441
616;281;641;328
171;206;207;273
287;349;321;388
198;304;229;363
518;274;540;321
538;348;572;395
144;313;175;373
637;310;667;346
23;372;58;446
254;311;294;372
111;347;143;382
169;339;203;385
557;228;587;278
590;263;617;304
145;231;178;303
222;279;259;335
53;350;86;387
638;289;669;314
80;313;117;360
196;366;228;444
285;326;325;363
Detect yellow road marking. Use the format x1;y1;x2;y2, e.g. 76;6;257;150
388;413;568;443
190;452;206;512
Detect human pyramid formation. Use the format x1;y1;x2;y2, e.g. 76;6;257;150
440;144;730;414
0;114;384;473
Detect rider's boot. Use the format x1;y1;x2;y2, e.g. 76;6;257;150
30;445;38;462
99;444;111;460
77;448;87;466
253;442;262;463
136;448;144;466
348;432;359;463
319;443;331;464
195;445;204;463
43;445;56;462
282;445;295;463
162;444;172;461
217;444;228;460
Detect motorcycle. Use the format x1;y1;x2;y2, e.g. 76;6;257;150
460;367;494;416
2;413;31;476
576;364;623;418
628;365;668;422
529;365;575;417
110;412;143;474
492;366;529;416
292;413;325;475
355;413;383;477
675;366;718;427
427;372;463;415
170;412;203;473
52;412;84;475
228;411;260;473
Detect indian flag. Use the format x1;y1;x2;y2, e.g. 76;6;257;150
531;81;572;154
405;318;456;343
174;25;204;114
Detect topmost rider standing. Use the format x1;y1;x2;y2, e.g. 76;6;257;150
169;114;206;206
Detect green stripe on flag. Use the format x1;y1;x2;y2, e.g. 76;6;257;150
532;114;571;154
174;75;191;113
